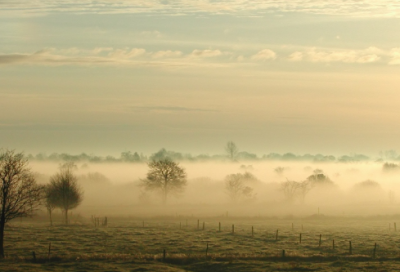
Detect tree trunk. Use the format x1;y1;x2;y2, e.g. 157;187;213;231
163;179;168;205
0;192;6;258
163;189;167;205
49;208;53;226
65;209;68;225
0;219;4;258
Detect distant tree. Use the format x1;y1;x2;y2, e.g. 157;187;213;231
298;180;312;204
383;162;400;172
120;151;142;162
280;179;312;204
280;180;300;203
48;162;83;225
306;170;334;186
141;158;187;204
0;150;44;258
225;141;238;161
354;180;381;190
274;166;286;175
78;172;111;186
225;173;256;203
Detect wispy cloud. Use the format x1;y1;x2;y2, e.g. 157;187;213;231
3;0;400;18
287;47;384;64
2;46;400;67
251;49;277;61
189;49;223;58
152;50;183;59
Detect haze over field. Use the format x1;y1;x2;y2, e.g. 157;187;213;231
26;157;400;218
1;1;400;156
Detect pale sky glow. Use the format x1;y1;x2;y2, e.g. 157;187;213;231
1;1;400;156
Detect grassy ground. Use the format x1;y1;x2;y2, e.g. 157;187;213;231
2;216;400;271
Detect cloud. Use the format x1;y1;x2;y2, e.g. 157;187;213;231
287;51;303;62
190;49;222;58
108;48;146;59
251;49;277;61
152;50;182;58
288;47;383;64
3;46;400;67
389;48;400;65
0;47;230;68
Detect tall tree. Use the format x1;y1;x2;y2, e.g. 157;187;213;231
142;158;187;204
0;150;44;258
225;141;238;161
49;162;83;225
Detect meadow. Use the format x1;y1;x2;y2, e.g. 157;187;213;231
2;215;400;271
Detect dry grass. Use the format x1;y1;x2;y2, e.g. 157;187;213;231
2;216;400;271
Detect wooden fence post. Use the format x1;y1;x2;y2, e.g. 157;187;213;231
299;233;302;244
349;241;352;255
48;242;51;260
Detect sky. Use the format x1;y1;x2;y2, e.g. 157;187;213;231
1;0;400;156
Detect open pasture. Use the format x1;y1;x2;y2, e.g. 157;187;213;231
2;216;400;271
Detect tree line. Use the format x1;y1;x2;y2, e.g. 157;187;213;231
26;144;393;163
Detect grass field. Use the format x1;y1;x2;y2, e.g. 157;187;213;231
2;216;400;271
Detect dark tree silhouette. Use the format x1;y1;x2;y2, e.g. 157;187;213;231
0;150;44;258
225;141;238;161
142;158;187;204
48;163;83;224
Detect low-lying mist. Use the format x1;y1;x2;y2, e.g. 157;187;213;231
31;160;400;218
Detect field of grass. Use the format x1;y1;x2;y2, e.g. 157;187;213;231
2;216;400;271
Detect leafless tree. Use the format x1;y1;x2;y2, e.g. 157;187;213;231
225;173;256;203
298;180;312;204
141;158;187;204
225;141;238;161
280;180;300;203
0;150;44;258
48;162;83;225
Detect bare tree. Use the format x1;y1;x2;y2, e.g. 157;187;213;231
142;158;187;204
49;162;83;225
225;173;256;203
0;150;44;258
280;180;300;203
225;141;238;161
298;180;312;204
